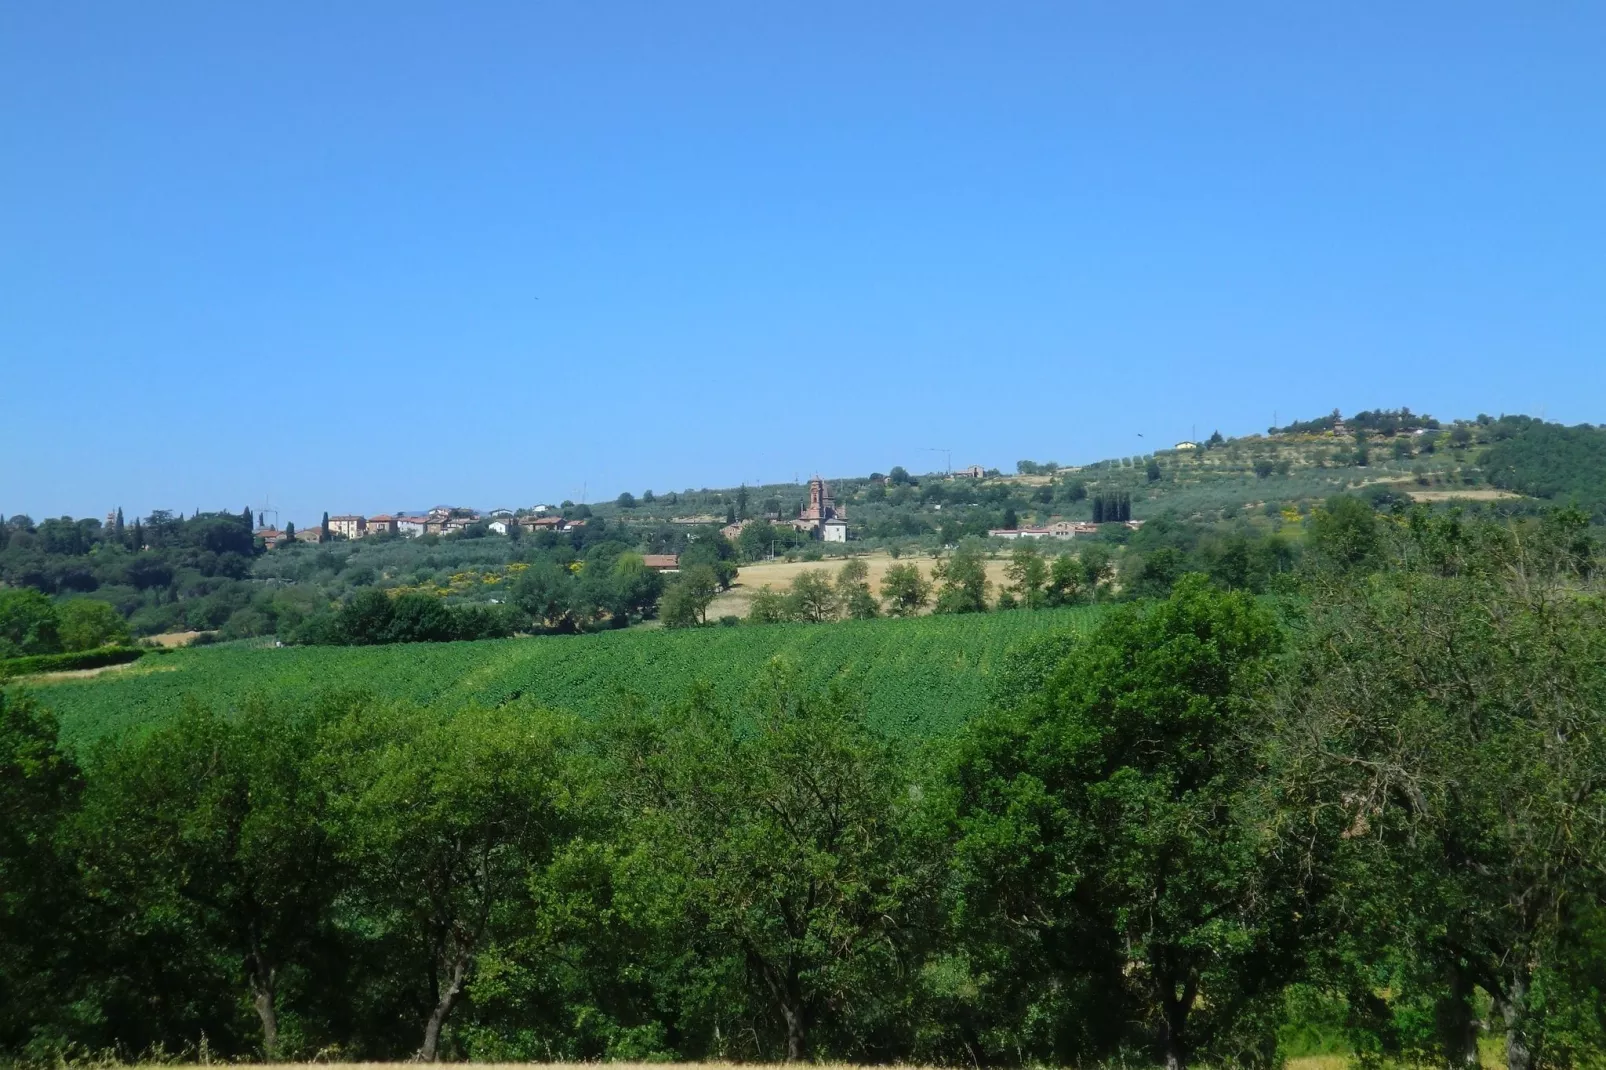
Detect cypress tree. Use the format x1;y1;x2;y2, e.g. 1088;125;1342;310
1093;495;1105;524
114;507;125;544
132;519;143;550
321;512;331;542
285;521;296;539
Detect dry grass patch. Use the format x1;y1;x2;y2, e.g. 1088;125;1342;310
1404;487;1522;503
708;552;1017;619
143;630;204;648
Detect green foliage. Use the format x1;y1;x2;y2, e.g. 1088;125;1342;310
1306;494;1382;572
303;588;515;645
605;659;938;1058
662;564;719;628
0;692;82;1052
0;645;143;680
1272;407;1438;436
837;559;880;620
933;540;990;613
785;568;839;623
73;699;337;1058
1003;542;1049;608
56;600;130;649
1482;420;1606;514
6;509;1606;1065
0;588;61;657
880;562;931;616
34;605;1106;746
1282;509;1606;1070
319;700;582;1059
950;576;1290;1068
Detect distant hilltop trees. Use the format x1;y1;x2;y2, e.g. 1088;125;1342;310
1271;407;1441;436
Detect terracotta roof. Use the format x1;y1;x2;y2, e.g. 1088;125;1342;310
369;514;395;522
642;554;680;569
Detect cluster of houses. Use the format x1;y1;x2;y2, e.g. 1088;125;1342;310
987;519;1145;540
255;505;588;548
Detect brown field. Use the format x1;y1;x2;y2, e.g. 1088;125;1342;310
20;661;141;682
1403;486;1522;503
708;551;1020;619
15;659;180;684
144;630;205;648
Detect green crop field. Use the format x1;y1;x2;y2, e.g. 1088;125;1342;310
24;606;1106;746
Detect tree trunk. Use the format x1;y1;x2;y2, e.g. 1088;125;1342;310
419;955;469;1062
1494;968;1532;1070
1436;963;1479;1070
245;953;279;1061
755;953;807;1062
779;999;806;1062
1159;976;1197;1070
1160;999;1188;1070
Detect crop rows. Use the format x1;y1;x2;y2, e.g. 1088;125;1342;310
30;606;1106;746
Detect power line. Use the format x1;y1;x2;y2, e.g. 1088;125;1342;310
920;447;952;475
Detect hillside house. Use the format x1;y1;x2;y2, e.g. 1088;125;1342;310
328;515;366;539
368;514;398;536
989;521;1096;540
953;464;986;479
643;554;680;573
823;518;848;542
397;516;427;537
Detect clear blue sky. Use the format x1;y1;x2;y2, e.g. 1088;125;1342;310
4;2;1603;527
